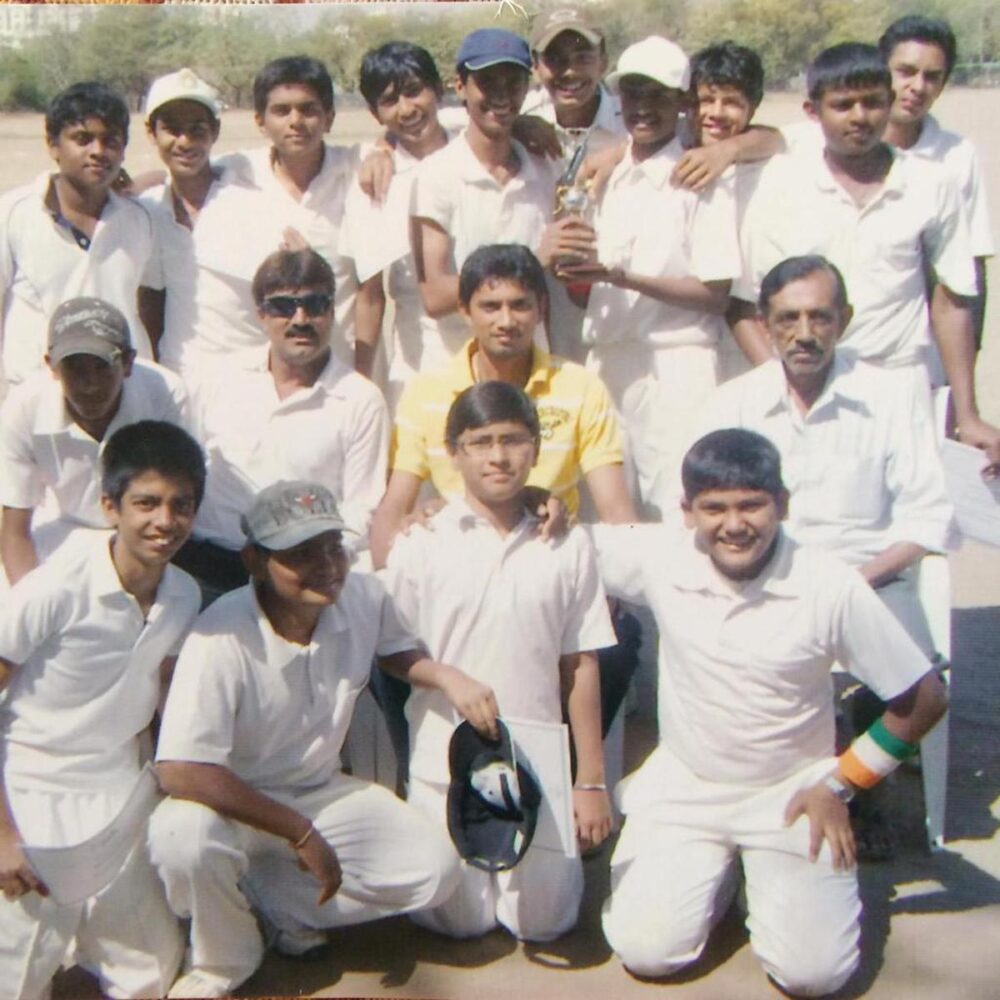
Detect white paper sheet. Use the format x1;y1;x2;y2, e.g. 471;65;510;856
941;440;1000;548
22;764;162;905
503;716;577;859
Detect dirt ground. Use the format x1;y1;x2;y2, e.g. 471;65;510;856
2;85;997;999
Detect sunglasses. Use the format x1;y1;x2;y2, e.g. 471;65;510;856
261;293;333;318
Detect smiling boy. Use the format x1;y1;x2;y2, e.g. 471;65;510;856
591;428;948;995
412;30;561;331
0;297;187;586
150;480;476;997
567;36;741;515
344;42;453;403
139;69;290;382
0;82;156;384
0;420;205;999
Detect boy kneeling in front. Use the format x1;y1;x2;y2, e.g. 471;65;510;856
149;482;476;998
591;429;947;997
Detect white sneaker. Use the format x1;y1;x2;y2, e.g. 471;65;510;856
166;968;236;999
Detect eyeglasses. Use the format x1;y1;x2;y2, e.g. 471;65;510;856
458;432;536;456
261;293;333;318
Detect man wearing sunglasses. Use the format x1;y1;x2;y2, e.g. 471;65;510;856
174;249;389;603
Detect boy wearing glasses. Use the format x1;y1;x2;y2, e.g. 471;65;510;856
384;381;614;941
175;249;388;600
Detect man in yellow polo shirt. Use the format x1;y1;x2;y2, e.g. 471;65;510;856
370;242;635;568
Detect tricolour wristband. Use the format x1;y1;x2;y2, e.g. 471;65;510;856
838;718;919;790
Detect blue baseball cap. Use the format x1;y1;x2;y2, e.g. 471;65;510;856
456;29;532;73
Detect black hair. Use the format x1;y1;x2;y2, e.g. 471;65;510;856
252;249;334;306
101;420;206;509
681;429;785;502
458;244;548;308
359;42;443;111
806;43;891;103
690;41;764;107
445;381;540;451
253;56;334;116
878;15;957;81
45;82;130;145
759;255;849;315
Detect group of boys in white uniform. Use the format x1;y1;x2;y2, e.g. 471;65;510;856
0;5;993;999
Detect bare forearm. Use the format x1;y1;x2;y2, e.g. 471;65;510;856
610;271;730;315
930;283;979;421
859;542;926;590
561;652;605;785
881;670;948;746
1;509;37;586
727;299;773;365
585;464;638;524
726;125;784;163
156;761;310;844
420;274;460;319
354;273;386;379
137;286;165;357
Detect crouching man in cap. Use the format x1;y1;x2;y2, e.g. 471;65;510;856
150;480;507;998
383;381;615;942
591;429;947;996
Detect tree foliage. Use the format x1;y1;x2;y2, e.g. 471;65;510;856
0;0;995;112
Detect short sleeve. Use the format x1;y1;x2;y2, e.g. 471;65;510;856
155;630;241;767
960;146;995;258
923;174;978;298
139;197;167;291
559;530;615;655
830;569;931;700
412;155;454;232
0;563;67;667
576;370;625;474
689;172;741;283
586;523;658;605
373;579;421;659
0;388;45;509
389;376;433;480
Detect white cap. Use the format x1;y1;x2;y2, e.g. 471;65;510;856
145;68;221;123
606;36;691;93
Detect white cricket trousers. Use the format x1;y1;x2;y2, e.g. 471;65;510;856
603;746;860;997
0;784;182;1000
148;773;459;990
407;776;583;942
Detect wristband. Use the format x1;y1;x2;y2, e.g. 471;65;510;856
837;718;919;790
292;824;315;850
574;783;607;792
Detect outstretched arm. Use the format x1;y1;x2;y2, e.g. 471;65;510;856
1;507;37;587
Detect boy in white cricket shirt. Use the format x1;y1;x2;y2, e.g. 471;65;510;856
563;36;741;516
0;297;187;586
0;420;205;999
0;82;155;384
384;381;614;941
591;429;948;995
151;479;513;997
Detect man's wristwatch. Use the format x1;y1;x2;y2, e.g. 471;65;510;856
824;774;856;804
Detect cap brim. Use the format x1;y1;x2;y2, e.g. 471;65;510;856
533;25;603;53
256;516;351;551
462;55;532;72
146;94;220;124
47;336;123;366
